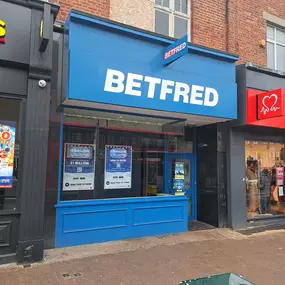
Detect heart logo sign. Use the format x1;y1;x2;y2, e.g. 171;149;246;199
260;94;280;115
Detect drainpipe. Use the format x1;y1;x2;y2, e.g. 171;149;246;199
225;0;229;52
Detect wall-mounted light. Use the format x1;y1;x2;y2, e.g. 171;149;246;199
259;39;266;48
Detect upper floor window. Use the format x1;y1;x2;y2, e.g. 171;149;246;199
267;25;285;72
155;0;190;38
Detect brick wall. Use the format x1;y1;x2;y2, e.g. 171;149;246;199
50;0;110;21
227;0;285;66
110;0;154;31
49;0;285;68
191;0;227;52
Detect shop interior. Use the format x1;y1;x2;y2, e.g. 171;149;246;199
245;140;285;218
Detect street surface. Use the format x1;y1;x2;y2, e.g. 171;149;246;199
0;229;284;285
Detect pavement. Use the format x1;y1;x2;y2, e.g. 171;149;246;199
0;228;284;285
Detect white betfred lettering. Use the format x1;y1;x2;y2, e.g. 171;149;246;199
104;69;125;93
145;76;161;98
174;82;189;103
190;85;204;105
204;87;219;107
160;80;175;100
103;69;219;108
125;73;143;96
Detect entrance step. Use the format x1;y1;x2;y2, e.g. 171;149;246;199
237;218;285;235
188;221;216;231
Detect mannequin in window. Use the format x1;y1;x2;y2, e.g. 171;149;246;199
259;168;271;214
246;157;259;214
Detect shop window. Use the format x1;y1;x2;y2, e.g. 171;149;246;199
267;25;285;72
155;0;190;38
59;108;194;202
245;140;285;218
0;98;21;212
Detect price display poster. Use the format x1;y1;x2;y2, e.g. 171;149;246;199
276;167;284;196
0;122;16;188
104;145;132;189
63;143;95;191
174;162;185;195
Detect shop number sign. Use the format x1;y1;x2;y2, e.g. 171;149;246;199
257;88;285;120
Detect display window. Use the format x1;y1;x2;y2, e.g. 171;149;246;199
0;98;21;212
245;140;285;218
59;108;194;203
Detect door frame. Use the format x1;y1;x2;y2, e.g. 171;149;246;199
164;152;197;220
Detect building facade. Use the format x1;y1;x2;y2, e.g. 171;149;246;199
1;0;285;264
0;0;58;263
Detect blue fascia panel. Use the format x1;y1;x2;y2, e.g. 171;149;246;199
65;12;238;120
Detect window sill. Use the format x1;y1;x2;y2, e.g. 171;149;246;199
55;195;188;208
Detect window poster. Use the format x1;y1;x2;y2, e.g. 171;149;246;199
174;161;185;195
104;145;132;189
0;122;16;188
63;143;95;191
276;167;284;186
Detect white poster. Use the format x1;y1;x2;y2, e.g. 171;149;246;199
104;145;132;189
63;143;95;191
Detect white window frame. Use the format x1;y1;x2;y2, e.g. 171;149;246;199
267;24;285;71
154;0;191;39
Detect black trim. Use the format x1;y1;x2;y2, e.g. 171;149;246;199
245;62;285;79
4;0;59;18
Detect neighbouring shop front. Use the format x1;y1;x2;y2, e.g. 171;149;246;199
53;11;238;248
0;0;58;263
228;64;285;229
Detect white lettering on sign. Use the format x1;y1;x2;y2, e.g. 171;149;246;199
103;69;219;107
164;42;187;60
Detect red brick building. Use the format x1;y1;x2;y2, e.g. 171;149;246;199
51;0;285;71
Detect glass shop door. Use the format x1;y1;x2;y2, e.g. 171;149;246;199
165;153;196;220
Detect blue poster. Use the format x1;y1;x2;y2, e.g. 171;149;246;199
63;143;95;191
104;145;132;189
174;162;185;195
0;122;16;188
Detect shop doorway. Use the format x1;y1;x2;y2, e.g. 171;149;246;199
165;153;196;220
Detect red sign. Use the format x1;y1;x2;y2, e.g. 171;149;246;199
246;88;285;128
257;88;284;120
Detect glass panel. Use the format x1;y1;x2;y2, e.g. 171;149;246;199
163;0;170;8
276;28;285;44
181;0;188;14
155;0;162;5
267;42;275;69
245;141;285;219
0;98;20;212
155;9;170;36
174;16;188;38
175;0;181;12
277;44;285;72
186;194;192;216
267;26;274;41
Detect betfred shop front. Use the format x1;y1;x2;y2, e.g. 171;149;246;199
54;11;238;248
229;64;285;230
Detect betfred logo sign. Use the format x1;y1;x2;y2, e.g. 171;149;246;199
164;35;188;66
257;88;285;120
0;20;6;44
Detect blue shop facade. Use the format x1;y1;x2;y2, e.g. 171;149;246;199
54;11;238;248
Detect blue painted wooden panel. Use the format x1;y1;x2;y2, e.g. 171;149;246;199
55;196;188;248
133;205;183;226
